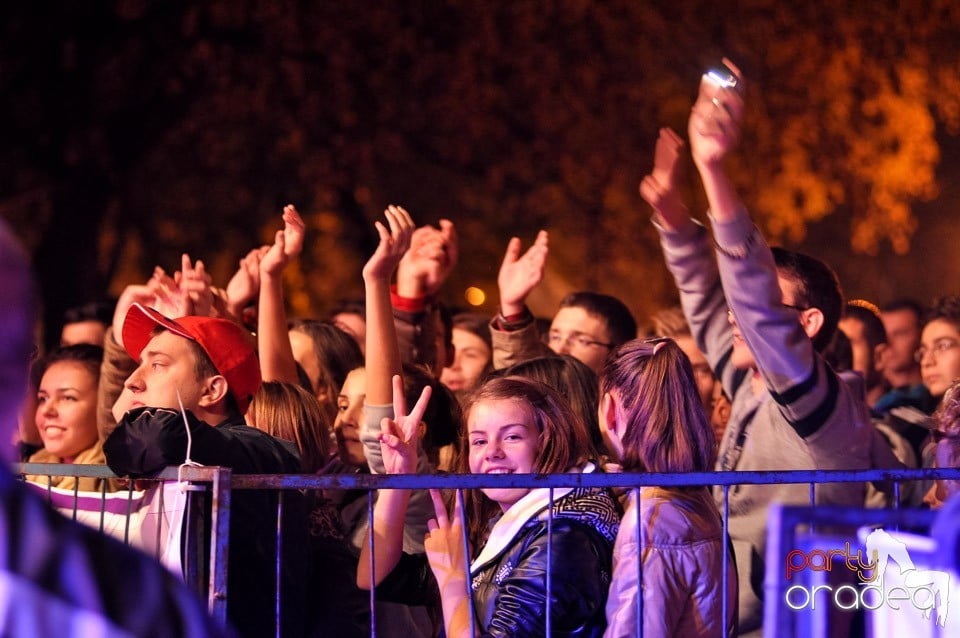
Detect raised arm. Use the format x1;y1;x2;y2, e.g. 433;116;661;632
363;205;415;405
396;219;458;300
257;205;304;384
645;125;745;402
497;230;548;317
222;246;269;321
489;231;552;370
687;61;836;431
687;58;747;224
99;283;156;439
393;219;458;371
357;376;431;589
640;127;696;234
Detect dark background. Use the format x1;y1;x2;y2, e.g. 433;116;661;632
3;1;960;347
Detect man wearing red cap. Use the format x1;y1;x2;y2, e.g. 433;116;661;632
0;221;226;637
104;303;306;638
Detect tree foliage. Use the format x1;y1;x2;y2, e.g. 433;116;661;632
2;0;959;340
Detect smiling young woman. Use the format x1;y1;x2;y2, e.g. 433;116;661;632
25;344;122;493
358;375;620;637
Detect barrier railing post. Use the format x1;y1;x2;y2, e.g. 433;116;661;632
722;484;730;638
546;486;554;637
99;480;107;534
368;489;377;638
208;466;232;627
634;486;642;638
456;488;476;638
274;489;284;638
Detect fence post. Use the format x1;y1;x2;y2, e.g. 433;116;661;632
209;466;232;627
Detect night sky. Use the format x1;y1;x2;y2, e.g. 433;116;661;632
2;2;960;343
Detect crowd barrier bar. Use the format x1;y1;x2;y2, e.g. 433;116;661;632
16;464;960;637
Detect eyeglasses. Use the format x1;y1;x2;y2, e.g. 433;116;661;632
548;332;614;350
914;338;960;363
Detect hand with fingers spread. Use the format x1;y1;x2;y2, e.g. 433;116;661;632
639;128;691;232
379;374;432;475
362;205;415;284
150;265;192;318
424;489;473;638
689;57;745;170
397;218;458;298
497;230;548;317
176;253;214;317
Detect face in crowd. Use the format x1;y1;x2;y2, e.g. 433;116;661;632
334;367;368;468
918;318;960;399
112;330;222;422
60;320;107;347
881;307;922;382
547;307;614;373
440;327;492;393
467;397;539;512
36;361;99;462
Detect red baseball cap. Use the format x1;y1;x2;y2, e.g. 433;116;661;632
121;303;261;413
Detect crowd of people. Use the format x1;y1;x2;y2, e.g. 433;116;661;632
5;61;960;638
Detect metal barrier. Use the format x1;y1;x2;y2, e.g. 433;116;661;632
16;464;960;637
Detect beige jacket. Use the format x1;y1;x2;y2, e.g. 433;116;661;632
604;487;738;638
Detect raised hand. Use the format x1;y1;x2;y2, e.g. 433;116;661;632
261;204;306;278
497;230;548;316
280;204;306;259
379;374;432;474
639;127;689;230
176;253;214;317
224;246;269;313
150;265;192;318
688;57;745;169
260;230;288;278
362;205;415;283
397;218;458;297
112;283;159;349
424;489;473;638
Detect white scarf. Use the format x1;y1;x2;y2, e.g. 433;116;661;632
470;462;596;573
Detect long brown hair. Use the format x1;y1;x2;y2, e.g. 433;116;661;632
600;338;716;474
458;375;594;552
249;381;331;473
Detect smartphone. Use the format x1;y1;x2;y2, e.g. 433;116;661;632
704;63;738;91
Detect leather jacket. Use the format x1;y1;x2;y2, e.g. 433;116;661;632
470;486;619;637
375;484;619;637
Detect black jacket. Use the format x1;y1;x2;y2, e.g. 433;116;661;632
104;407;307;638
377;486;620;638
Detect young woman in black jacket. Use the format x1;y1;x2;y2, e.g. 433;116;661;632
358;374;619;637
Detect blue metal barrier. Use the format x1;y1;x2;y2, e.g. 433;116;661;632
16;464;960;637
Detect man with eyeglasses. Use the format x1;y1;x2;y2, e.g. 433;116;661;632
642;65;874;636
489;229;637;374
